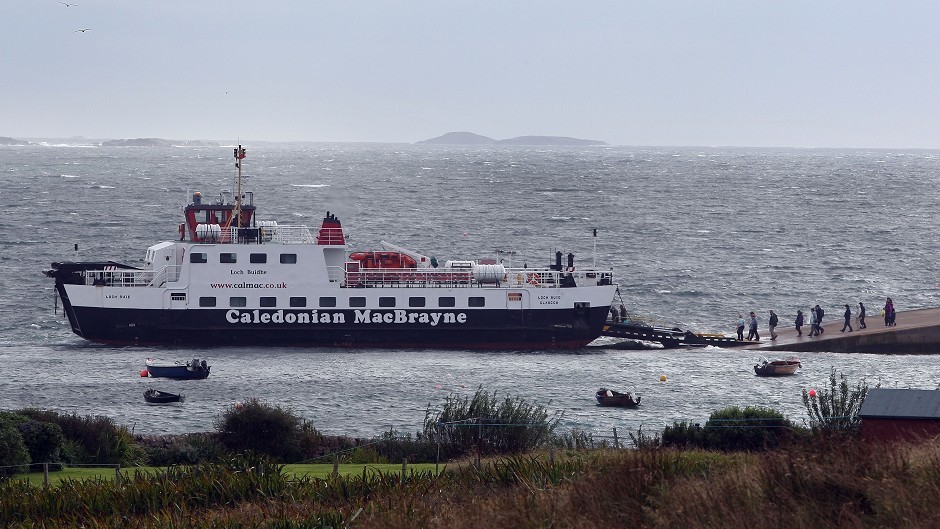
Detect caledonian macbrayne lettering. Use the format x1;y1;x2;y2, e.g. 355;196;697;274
225;309;468;326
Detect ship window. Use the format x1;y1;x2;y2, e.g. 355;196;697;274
260;296;277;307
199;296;216;307
349;296;367;307
319;297;337;307
190;253;208;264
409;297;426;308
250;253;267;264
469;297;485;307
220;253;237;264
289;296;306;307
280;253;297;264
229;296;247;307
379;297;396;307
438;297;456;307
170;293;186;301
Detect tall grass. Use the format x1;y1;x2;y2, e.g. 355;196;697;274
4;440;940;528
423;386;561;456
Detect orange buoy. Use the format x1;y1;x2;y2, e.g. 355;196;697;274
139;369;149;378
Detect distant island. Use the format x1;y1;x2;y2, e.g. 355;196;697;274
100;138;219;147
0;136;31;146
418;132;607;146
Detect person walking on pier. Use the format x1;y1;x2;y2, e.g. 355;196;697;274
768;310;779;340
736;314;745;341
795;309;804;336
747;311;760;341
815;305;825;334
841;304;854;332
884;298;895;326
858;302;867;329
809;307;819;336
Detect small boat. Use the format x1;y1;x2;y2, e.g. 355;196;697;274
144;358;210;379
144;389;184;404
754;356;802;377
595;387;641;407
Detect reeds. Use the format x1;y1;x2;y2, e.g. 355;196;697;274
424;386;561;456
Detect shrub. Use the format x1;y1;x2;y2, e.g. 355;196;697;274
368;428;438;463
704;406;792;451
424;386;561;457
662;407;796;451
802;367;871;433
15;409;142;465
138;433;226;466
0;419;30;478
215;398;322;462
661;421;708;449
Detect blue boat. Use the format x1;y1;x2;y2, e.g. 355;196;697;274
144;358;210;379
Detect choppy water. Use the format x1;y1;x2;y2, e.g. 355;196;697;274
1;142;939;438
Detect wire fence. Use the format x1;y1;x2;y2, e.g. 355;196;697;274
2;415;859;486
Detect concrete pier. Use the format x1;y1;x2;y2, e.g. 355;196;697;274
741;308;940;354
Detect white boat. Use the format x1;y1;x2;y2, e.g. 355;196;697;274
754;356;802;376
44;145;617;349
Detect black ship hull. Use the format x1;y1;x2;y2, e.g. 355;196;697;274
62;303;612;349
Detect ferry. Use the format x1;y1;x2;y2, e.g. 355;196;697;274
44;146;617;349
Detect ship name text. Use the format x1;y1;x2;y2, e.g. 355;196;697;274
225;309;468;326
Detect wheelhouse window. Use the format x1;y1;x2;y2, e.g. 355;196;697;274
409;297;426;308
260;296;277;307
379;297;396;307
220;253;237;264
199;296;216;307
469;297;485;307
250;253;267;264
438;297;456;308
319;297;337;307
349;296;367;307
229;296;247;307
289;296;306;307
280;253;298;264
190;253;208;264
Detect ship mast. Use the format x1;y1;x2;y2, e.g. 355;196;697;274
234;144;246;227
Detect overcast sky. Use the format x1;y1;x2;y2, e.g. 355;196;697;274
4;1;940;148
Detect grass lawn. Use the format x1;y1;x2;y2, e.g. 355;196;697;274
12;463;443;487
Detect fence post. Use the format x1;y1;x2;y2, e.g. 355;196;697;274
402;457;408;483
435;423;441;475
476;417;482;469
613;427;620;449
43;463;49;488
115;464;121;485
549;448;555;466
332;456;339;479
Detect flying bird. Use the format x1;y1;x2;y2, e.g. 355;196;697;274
61;2;78;6
75;28;91;33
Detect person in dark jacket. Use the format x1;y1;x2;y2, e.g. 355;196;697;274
795;310;804;336
841;304;853;332
815;305;825;334
768;310;779;340
858;302;866;329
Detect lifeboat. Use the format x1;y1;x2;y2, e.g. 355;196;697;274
349;251;417;269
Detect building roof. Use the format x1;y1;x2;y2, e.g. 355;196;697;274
859;388;940;420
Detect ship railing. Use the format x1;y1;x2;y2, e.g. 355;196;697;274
344;268;475;288
260;225;316;244
341;267;614;288
80;266;181;288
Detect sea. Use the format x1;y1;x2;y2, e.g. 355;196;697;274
2;141;939;441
